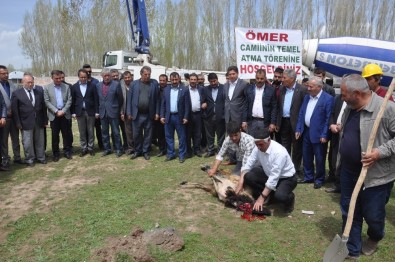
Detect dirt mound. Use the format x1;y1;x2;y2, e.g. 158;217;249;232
92;227;184;262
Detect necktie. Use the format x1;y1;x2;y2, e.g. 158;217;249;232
28;90;33;103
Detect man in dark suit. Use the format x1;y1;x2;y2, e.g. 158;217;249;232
223;65;248;163
276;69;308;177
245;69;277;134
71;69;98;157
0;65;22;167
295;76;334;189
120;70;135;155
24;72;48;153
12;75;47;166
96;68;124;157
44;70;73;161
223;66;248;129
326;94;346;193
201;73;225;158
0;77;6;170
160;72;191;163
127;66;159;160
153;74;168;157
83;64;102;150
186;73;203;158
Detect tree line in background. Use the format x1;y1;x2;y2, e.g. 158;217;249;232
19;0;395;76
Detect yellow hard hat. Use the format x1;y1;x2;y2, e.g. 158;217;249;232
361;63;383;78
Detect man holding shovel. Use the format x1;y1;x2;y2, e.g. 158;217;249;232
337;74;395;259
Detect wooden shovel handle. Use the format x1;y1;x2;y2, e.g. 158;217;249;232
343;78;395;238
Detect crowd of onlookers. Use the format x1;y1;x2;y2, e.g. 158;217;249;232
1;61;394;259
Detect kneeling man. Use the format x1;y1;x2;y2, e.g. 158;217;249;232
208;121;256;176
236;127;297;214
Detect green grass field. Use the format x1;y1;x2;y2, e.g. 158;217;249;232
0;124;394;261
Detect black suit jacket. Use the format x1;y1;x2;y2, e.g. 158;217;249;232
11;88;47;130
246;84;277;127
276;83;308;131
71;81;99;117
160;85;191;123
201;84;225;120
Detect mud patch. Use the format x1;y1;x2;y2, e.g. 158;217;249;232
92;227;184;262
0;175;99;243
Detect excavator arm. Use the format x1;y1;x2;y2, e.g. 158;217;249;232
126;0;150;54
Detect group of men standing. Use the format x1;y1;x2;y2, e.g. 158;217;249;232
1;61;394;259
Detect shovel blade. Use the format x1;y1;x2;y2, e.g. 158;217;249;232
323;234;349;262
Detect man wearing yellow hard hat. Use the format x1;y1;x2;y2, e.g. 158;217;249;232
361;63;394;101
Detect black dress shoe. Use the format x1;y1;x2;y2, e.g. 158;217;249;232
130;153;141;159
0;165;10;171
116;151;124;158
26;162;35;167
88;150;95;156
164;156;176;162
14;159;25;164
179;158;185;163
186;153;192;159
314;183;322;189
325;187;341;193
37;160;47;164
101;150;112;157
79;150;88;157
156;151;166;157
204;152;215;158
53;156;60;162
194;151;202;157
143;153;150;160
64;153;73;159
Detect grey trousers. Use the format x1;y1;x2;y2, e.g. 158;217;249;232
77;111;95;151
22;123;45;163
2;117;21;163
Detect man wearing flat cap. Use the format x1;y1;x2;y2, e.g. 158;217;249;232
236;126;297;214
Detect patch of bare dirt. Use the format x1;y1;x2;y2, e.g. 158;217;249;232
92;227;184;262
0;175;99;243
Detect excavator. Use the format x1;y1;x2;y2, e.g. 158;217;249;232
102;0;164;78
102;0;226;83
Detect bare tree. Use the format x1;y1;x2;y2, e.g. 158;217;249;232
19;0;395;74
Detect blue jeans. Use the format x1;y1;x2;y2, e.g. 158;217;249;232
164;114;186;159
101;116;122;152
340;168;393;256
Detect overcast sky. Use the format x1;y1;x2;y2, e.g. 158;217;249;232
0;1;40;70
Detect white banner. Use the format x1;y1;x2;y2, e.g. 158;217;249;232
235;27;303;80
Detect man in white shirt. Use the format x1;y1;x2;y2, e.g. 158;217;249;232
236;127;297;214
186;73;203;157
295;76;333;189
